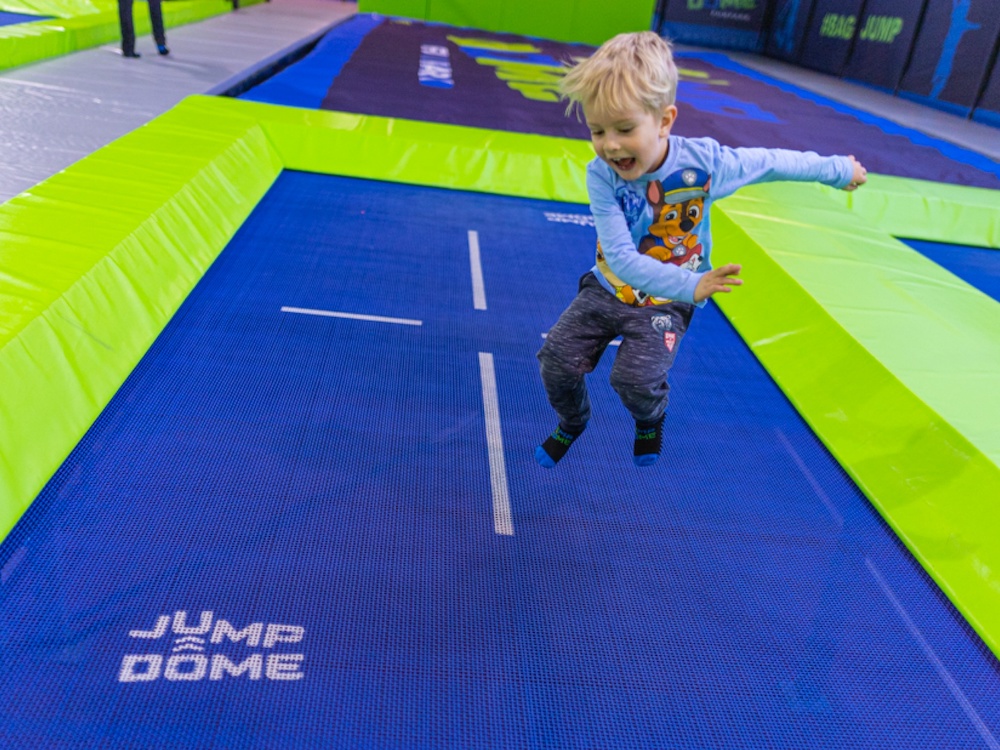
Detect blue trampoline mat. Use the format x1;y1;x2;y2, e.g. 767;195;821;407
1;172;998;748
904;238;1000;303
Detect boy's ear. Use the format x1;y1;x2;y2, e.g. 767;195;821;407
660;105;678;135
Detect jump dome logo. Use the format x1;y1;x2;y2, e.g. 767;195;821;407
118;610;305;683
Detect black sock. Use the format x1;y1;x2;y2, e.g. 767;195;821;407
633;416;664;466
535;424;585;468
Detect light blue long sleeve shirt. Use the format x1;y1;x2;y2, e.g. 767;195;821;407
588;135;854;306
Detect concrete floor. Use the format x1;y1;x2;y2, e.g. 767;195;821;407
0;0;356;202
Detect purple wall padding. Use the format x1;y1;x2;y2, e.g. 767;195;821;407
320;18;593;140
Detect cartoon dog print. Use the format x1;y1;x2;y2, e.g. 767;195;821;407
638;171;711;272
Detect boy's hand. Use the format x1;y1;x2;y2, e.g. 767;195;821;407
844;155;868;191
694;264;743;303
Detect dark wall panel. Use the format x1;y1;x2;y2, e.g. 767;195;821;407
764;0;816;61
842;0;926;91
972;55;1000;127
661;0;775;52
898;0;1000;116
797;0;865;75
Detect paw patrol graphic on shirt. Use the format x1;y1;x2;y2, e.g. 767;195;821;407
639;169;710;272
597;168;712;307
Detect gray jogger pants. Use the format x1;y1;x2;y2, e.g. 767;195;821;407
537;272;693;430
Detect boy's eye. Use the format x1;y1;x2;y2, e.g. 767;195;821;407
619;127;633;134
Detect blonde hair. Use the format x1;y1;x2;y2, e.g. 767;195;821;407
559;31;677;117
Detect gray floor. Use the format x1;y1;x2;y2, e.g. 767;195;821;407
0;0;356;203
0;9;996;205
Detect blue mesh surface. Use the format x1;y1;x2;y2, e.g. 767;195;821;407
1;172;998;748
0;10;50;25
904;238;1000;303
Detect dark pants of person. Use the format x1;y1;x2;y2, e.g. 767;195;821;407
118;0;166;55
537;272;694;432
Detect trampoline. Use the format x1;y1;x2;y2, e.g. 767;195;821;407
2;171;999;748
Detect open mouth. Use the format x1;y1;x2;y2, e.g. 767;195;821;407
611;157;636;172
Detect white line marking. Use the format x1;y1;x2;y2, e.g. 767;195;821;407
866;558;1000;750
541;332;621;347
775;428;843;530
468;230;487;310
478;352;513;536
281;307;422;326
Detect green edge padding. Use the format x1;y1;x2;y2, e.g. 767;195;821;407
2;93;1000;657
0;0;264;72
711;180;1000;657
239;98;593;200
0;97;283;539
2;0;112;17
822;173;1000;249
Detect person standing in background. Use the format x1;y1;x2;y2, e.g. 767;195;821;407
118;0;169;58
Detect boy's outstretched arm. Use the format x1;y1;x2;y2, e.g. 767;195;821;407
694;263;743;303
843;155;868;191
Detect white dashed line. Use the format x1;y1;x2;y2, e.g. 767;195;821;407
281;307;422;326
866;558;1000;750
468;230;487;310
478;352;513;536
775;428;843;530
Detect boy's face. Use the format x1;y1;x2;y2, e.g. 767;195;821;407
584;101;677;181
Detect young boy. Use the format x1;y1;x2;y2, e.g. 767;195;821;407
535;31;867;468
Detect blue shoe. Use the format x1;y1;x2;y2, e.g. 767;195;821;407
157;44;170;56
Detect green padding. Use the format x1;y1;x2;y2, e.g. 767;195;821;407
198;96;594;202
0;0;260;72
1;0;112;17
358;0;658;45
711;180;1000;657
0;98;282;542
822;173;1000;249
